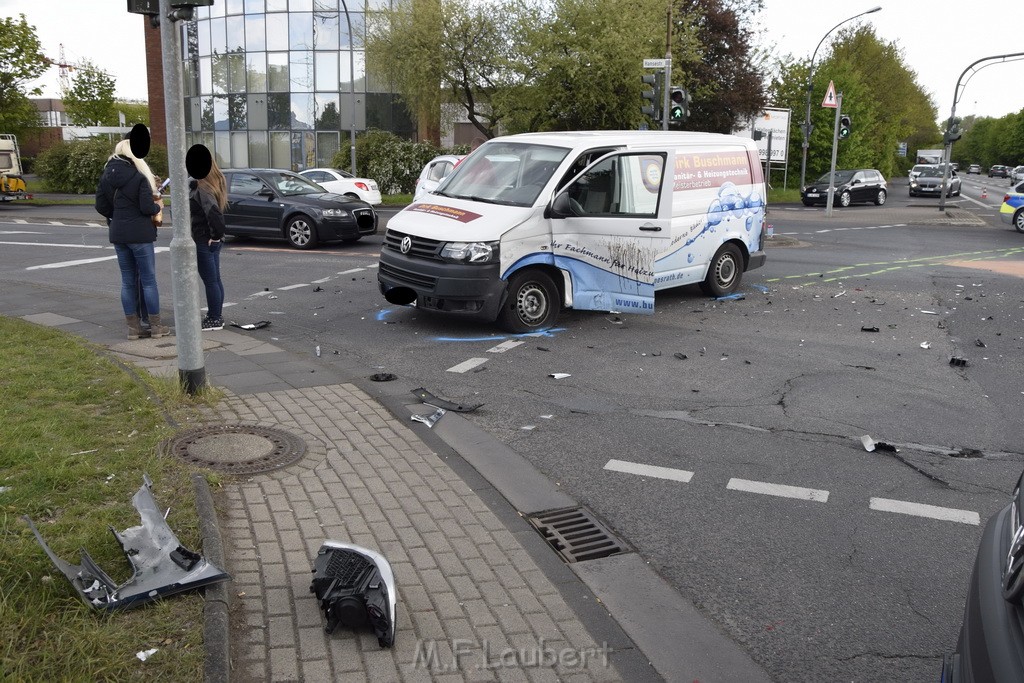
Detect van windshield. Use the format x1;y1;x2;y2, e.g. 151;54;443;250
439;143;570;207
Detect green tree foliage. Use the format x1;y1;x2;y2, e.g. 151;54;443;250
955;111;1024;169
36;137;167;195
116;101;150;126
62;59;117;126
0;14;49;135
768;26;939;182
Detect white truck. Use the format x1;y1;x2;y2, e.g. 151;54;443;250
915;149;944;165
378;130;767;332
0;134;29;201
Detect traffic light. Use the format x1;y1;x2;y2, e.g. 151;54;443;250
838;114;851;139
641;71;662;122
669;86;690;123
944;124;962;144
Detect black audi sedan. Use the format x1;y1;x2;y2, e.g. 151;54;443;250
222;169;377;249
800;169;887;207
944;467;1024;681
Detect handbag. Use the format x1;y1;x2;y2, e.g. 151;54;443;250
152;202;163;227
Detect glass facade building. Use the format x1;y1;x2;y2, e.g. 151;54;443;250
182;0;413;171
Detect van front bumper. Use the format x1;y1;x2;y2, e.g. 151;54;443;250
378;250;505;321
748;249;767;270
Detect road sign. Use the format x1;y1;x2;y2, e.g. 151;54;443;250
735;108;791;163
821;80;838;108
643;58;671;68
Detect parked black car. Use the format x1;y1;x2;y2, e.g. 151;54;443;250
801;169;887;207
223;169;378;249
944;467;1024;681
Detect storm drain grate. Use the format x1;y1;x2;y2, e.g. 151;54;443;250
527;507;627;564
162;423;307;475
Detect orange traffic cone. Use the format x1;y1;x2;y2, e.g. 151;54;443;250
981;187;988;199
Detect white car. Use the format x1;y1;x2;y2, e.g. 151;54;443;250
413;154;465;201
1012;166;1024;184
298;168;382;205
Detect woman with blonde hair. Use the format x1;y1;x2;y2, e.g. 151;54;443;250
187;145;228;331
95;133;169;339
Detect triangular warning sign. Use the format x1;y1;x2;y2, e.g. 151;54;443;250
821;80;838;108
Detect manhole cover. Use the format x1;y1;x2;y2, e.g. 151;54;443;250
163;424;307;474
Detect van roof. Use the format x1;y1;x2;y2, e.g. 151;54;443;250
492;130;753;149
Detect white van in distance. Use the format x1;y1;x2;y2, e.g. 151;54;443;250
379;131;767;332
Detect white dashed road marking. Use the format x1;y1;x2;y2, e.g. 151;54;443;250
727;478;830;503
446;358;489;373
277;283;308;290
603;459;694;483
488;340;525;353
869;497;980;525
26;246;169;270
337;268;364;275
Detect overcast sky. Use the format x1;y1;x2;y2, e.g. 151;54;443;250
4;1;1021;121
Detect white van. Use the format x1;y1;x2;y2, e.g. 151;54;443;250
379;131;767;332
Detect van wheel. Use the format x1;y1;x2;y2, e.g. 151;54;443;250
874;189;887;205
699;243;743;297
286;215;318;249
498;270;559;333
838;191;852;207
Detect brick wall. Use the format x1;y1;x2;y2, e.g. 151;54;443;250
143;17;167;149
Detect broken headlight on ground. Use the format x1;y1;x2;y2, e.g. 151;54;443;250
310;541;396;647
23;474;230;610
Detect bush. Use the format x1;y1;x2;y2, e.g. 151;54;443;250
20;155;34;174
332;130;463;195
35;138;168;195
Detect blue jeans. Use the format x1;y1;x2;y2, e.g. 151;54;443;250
195;240;224;319
114;243;159;317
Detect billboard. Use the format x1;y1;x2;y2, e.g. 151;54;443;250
736;108;791;164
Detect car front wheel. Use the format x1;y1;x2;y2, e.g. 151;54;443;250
874;189;887;205
838;191;852;207
1015;209;1024;233
286;215;318;249
498;269;560;333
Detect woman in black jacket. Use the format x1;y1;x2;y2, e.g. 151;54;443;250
190;153;228;331
95;139;167;339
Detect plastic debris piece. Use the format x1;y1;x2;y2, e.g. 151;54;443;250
136;648;158;662
540;415;554;419
949;357;969;367
410;387;482;412
860;435;899;453
537;346;550;352
24;475;230;610
310;541;396;648
716;293;745;301
975;339;986;347
521;425;536;431
833;291;846;298
230;320;271;330
861;326;879;333
549;373;571;379
751;284;769;293
673;353;688;360
313;286;324;292
920;342;931;349
315;345;321;357
369;373;396;382
411;406;446;428
920;310;938;315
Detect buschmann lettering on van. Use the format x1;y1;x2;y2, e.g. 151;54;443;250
378;131;767;333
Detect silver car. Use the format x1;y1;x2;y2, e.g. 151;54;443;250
909;166;961;197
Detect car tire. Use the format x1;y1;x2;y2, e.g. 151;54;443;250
874;189;887;206
801;199;815;207
699;243;743;297
1014;209;1024;234
497;269;560;333
286;215;318;250
838;191;852;207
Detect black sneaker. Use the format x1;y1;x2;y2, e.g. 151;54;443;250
201;316;224;331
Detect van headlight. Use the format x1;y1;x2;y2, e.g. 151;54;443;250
322;207;349;217
440;241;499;263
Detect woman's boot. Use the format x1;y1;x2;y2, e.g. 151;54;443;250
126;315;145;340
148;314;170;338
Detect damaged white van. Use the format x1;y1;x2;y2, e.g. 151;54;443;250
378;131;767;332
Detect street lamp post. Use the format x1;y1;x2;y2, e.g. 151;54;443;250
799;6;881;192
339;0;358;175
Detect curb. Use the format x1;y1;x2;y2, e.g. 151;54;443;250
192;473;230;683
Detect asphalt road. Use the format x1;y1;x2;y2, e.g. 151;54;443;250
2;183;1023;682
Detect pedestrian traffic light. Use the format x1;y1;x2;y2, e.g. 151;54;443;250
669;86;690;123
839;114;851;139
641;72;662;122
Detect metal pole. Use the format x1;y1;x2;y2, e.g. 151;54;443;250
159;0;205;393
765;131;773;188
663;1;671;132
938;51;1024;211
825;91;842;218
340;0;357;174
799;6;881;192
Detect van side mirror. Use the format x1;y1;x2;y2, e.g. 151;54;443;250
548;192;581;219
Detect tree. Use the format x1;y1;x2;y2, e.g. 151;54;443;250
0;14;49;135
116;101;150;126
62;59;117;126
